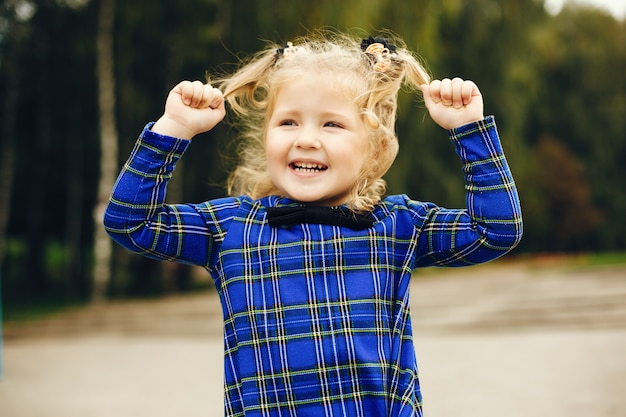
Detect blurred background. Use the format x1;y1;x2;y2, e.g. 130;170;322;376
0;0;625;314
1;1;625;416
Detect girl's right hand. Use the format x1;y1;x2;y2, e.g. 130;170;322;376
152;80;226;140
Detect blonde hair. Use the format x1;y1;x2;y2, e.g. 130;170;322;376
215;30;430;212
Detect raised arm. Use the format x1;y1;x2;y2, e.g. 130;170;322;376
413;79;522;266
103;81;227;266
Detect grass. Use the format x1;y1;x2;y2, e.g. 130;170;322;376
516;251;626;272
2;297;88;323
584;252;626;266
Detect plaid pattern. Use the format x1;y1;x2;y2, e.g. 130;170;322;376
104;116;522;416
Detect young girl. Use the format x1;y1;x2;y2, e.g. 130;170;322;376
104;32;522;417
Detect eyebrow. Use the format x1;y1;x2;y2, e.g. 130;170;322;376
272;108;354;121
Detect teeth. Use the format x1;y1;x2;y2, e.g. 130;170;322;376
292;162;327;172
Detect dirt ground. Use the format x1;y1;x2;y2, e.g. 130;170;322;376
1;260;626;417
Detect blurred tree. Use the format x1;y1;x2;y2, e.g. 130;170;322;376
92;0;117;300
523;135;604;251
2;0;98;303
530;6;626;249
24;0;55;296
0;2;25;273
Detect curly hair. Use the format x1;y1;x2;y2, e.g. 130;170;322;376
214;30;430;212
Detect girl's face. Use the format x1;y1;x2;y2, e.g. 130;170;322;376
265;74;369;207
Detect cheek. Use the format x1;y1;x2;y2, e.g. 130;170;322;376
354;137;373;163
265;141;285;175
355;145;376;179
341;150;368;182
265;149;278;173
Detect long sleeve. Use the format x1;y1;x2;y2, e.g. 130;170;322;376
411;116;523;267
103;123;219;267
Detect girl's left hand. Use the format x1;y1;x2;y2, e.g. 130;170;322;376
421;78;484;130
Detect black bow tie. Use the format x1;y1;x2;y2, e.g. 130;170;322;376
266;206;375;230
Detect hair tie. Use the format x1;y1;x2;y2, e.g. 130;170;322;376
361;35;397;73
275;42;299;61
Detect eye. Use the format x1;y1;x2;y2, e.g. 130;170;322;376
324;121;344;128
279;119;297;126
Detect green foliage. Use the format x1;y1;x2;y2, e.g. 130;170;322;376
1;0;625;302
522;135;604;251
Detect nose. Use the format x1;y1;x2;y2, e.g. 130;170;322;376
294;128;321;149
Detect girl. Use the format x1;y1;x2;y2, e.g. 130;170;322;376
104;31;522;417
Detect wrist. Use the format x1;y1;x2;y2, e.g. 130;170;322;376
451;116;485;130
152;115;195;140
448;115;495;137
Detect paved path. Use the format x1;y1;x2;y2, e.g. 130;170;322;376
2;260;626;416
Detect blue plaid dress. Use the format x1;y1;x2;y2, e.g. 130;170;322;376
104;116;522;416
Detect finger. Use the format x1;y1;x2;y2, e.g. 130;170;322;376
207;87;224;109
439;78;452;106
176;80;194;106
420;83;433;108
197;85;223;109
196;84;212;108
189;80;205;107
427;79;442;103
461;80;479;105
451;77;465;109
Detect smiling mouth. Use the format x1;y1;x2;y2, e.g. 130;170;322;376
290;162;328;173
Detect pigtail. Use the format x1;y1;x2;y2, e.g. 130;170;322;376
396;49;431;91
216;47;282;199
218;48;278;117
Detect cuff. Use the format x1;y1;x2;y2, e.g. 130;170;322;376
139;122;192;155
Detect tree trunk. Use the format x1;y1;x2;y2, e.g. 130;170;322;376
0;18;21;272
92;0;118;301
65;108;85;299
25;6;53;295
